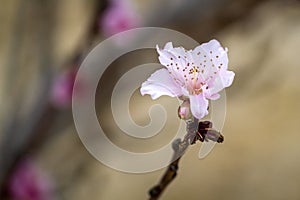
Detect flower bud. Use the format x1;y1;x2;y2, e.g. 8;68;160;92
205;130;224;143
178;100;192;120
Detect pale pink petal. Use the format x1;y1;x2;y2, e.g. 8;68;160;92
192;39;229;82
189;93;209;119
156;43;174;69
156;43;188;84
156;43;202;88
163;42;173;50
199;39;228;70
206;93;220;100
208;70;235;94
140;68;182;99
220;70;235;87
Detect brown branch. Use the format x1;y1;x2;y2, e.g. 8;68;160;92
148;137;189;200
148;117;198;200
148;120;224;200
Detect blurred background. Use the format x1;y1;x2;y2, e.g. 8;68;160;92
1;0;300;199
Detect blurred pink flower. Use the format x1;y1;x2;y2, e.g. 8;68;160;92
100;0;140;36
9;159;53;200
141;39;235;119
50;68;77;108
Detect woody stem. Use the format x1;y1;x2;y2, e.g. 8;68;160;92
148;117;198;200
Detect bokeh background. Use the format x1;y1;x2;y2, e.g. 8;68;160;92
1;0;300;199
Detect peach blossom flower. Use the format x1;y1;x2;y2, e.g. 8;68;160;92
141;39;235;119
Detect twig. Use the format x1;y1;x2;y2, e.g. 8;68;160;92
148;138;188;200
148;119;224;200
148;117;198;200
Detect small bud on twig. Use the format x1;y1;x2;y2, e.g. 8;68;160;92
190;121;224;144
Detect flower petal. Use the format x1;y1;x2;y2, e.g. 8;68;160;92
206;93;220;100
140;68;182;99
156;43;198;81
192;39;229;82
208;70;235;94
189;93;209;119
198;39;229;70
220;70;235;87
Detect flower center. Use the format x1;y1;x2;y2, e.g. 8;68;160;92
193;88;202;95
189;67;204;95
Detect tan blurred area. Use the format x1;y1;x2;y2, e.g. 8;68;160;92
1;0;300;200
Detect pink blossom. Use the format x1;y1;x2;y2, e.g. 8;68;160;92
9;159;53;200
50;68;77;108
100;0;140;36
140;39;235;119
